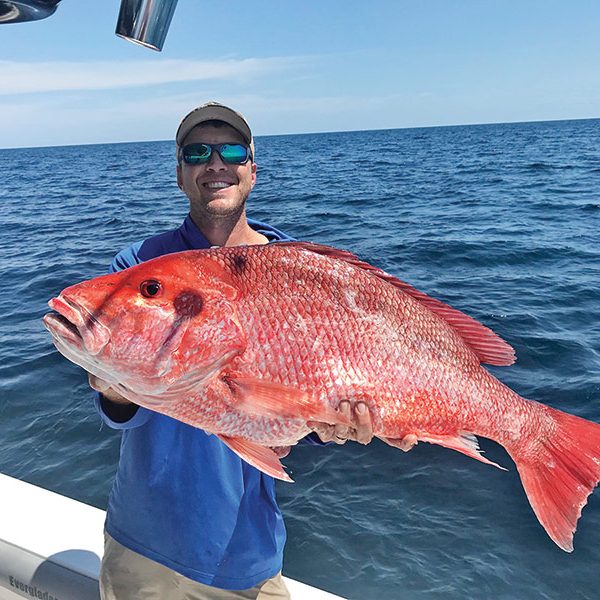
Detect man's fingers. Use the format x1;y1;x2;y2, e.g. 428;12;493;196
353;402;373;445
309;401;375;445
333;401;352;443
88;373;110;393
88;373;131;405
307;421;336;443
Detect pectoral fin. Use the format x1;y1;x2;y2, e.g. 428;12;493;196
217;434;293;482
224;376;351;426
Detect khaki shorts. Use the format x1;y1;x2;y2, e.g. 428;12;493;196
100;532;291;600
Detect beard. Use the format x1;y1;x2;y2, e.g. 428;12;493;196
199;193;247;218
189;186;251;227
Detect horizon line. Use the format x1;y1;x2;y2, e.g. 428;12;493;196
1;115;598;151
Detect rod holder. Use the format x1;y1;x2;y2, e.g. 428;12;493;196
115;0;178;52
0;0;60;24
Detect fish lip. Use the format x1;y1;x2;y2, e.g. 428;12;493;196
43;311;118;387
43;311;84;350
48;295;85;329
45;295;110;356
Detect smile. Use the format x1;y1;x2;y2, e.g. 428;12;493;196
204;182;233;189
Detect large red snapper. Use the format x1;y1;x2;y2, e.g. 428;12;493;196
43;242;600;551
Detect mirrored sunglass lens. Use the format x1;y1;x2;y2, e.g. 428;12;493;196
183;144;211;163
220;144;249;163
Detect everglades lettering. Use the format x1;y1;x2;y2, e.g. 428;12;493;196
8;575;59;600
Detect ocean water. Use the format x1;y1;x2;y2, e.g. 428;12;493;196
1;119;599;599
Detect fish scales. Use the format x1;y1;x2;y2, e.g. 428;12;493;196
43;241;600;551
221;245;499;438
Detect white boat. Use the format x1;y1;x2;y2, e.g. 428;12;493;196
0;474;345;600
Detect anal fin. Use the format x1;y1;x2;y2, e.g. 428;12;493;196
217;434;293;482
420;432;507;470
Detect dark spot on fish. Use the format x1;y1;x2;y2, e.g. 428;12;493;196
231;254;247;275
173;291;203;319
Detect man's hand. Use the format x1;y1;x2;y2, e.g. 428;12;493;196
307;401;373;445
89;373;140;422
88;374;131;405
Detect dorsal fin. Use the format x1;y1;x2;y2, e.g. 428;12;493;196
276;242;516;366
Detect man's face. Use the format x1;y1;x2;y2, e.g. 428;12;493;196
176;123;256;220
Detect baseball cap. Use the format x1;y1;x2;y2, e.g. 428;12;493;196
176;101;255;159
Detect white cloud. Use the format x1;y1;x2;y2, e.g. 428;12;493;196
2;82;596;149
0;57;303;95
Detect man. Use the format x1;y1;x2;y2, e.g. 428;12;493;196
90;102;373;600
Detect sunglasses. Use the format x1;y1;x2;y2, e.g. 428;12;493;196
181;143;252;165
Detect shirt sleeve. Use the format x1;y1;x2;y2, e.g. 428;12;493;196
93;392;154;429
109;241;143;272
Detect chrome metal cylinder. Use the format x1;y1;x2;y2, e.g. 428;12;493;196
115;0;179;52
0;0;60;23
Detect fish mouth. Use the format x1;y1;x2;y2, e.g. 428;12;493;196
44;295;110;356
43;311;84;349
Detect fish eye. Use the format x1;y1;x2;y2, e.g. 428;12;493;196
140;280;162;298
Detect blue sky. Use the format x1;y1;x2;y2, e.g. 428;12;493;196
1;0;599;148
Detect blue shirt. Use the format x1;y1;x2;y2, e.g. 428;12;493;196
95;215;318;590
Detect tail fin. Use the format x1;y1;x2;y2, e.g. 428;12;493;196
508;406;600;552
